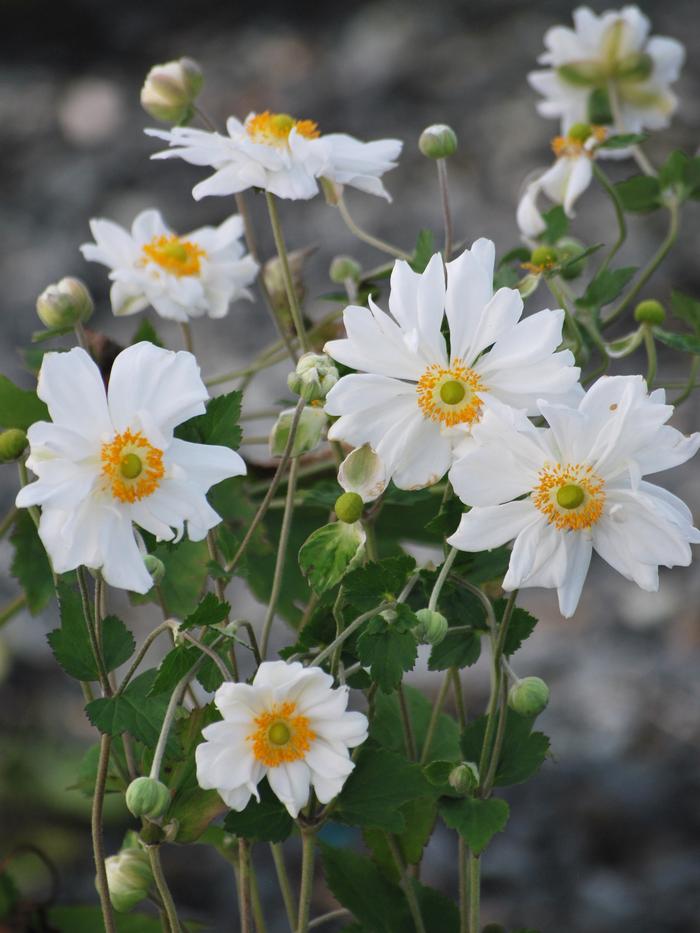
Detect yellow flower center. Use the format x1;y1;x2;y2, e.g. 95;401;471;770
417;362;485;428
245;111;320;147
101;429;165;503
248;701;316;768
551;125;607;159
532;463;605;531
142;234;206;277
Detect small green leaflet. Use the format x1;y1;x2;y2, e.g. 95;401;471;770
540;206;568;245
357;604;418;692
614;175;660;212
439;796;510;855
653;328;700;355
131;317;163;347
500;602;538;657
181;592;230;630
364;797;436;872
412;229;436;273
86;670;172;750
460;711;550;787
176;390;242;451
298;521;365;593
0;374;48;429
598;132;647;149
222;779;293;842
343;554;416;613
370;685;461;763
10;510;53;613
428;628;481;671
576;266;637;309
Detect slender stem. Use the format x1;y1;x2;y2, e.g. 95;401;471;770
420;672;451;764
92;734;116;933
397;684;417;760
0;593;27;629
265;192;309;352
248;852;267;933
547;276;584;358
260;456;299;658
459;838;468;933
428;547;458;611
74;320;89;351
385;835;426;933
296;830;316;933
180;631;232;681
308;909;351;929
205;348;290;388
672;355;700;405
593;162;627;273
642;324;657;389
238;839;251;933
482;675;509;795
0;506;18;539
179;321;194;354
336;195;411;261
149;673;191;780
147;847;182;933
436;159;453;261
310;602;393;668
467;852;480;933
118;620;175;693
77;566;110;695
270;842;297;929
451;667;466;731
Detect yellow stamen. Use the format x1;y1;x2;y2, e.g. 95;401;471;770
142;234;206;277
245;110;320;147
417;361;485;428
101;429;164;503
551;124;606;158
248;701;316;768
533;463;605;531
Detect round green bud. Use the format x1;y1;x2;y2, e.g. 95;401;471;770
329;255;362;284
634;299;666;326
508;676;550;718
567;122;592;143
418;124;458;159
140;57;203;124
125;776;171;820
448;761;479;795
36;277;93;329
414;608;449;646
556;483;585;510
143;554;165;585
439;380;466;405
557;236;588;280
103;847;153;912
529;246;558;269
335;491;364;524
0;428;28;463
287;352;339;403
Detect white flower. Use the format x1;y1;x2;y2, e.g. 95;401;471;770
146;110;402;201
448;375;700;617
15;342;245;594
323;243;581;490
196;660;368;817
517;124;605;238
529;6;685;143
80;209;258;322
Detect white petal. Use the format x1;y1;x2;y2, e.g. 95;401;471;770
267;760;311;818
448;500;537;552
556;533;593;617
449;445;533;507
37;348;112;443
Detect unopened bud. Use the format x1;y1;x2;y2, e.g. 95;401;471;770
414;608;449;646
334;491;363;524
338;444;387;503
103;847;153;912
419;124;458;159
263;247;314;327
270;407;326;458
567;122;592;143
125;777;171;820
508;676;550;717
329;255;362;284
0;428;28;463
634;299;666;326
36;277;93;329
287;352;339;403
448;761;479;795
143;554;165;585
140;57;203;124
557;236;588;280
529;246;558;269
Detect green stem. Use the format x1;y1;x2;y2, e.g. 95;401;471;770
672;355;700;405
436;159;453;261
0;593;27;629
180;322;194;354
308;909;351;929
385;835;426;933
593;162;627;273
482;676;509;795
118;621;175;694
546;276;584;358
420;672;451;765
337;194;411;261
205;348;290;388
180;631;233;680
310;602;393;668
238;839;251;933
265;192;309;352
643;324;657;389
270;842;297;930
248;851;267;933
74;320;89;352
451;667;466;731
147;846;182;933
467;852;480;933
428;547;458;611
92;734;116;933
296;830;316;933
398;684;417;760
0;506;18;539
77;566;110;695
458;838;468;933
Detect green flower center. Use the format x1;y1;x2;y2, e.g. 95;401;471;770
268;722;291;746
439;380;466;405
120;453;143;480
556;483;585;510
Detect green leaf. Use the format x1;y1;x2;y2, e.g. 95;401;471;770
500;603;538;657
423;759;458;790
576;266;637;309
343;554;416;613
364;797;436;874
321;843;410;933
412;229;436;273
176;390;242;451
298;521;365;593
460;711;550;787
86;670;171;749
357;604;418;692
149;645;198;696
72;740;128;796
452;547;511;585
653;328;700;355
615;175;661;212
0;374;48;429
428;628;481;671
131;317;163;347
48;907;165;933
335;748;433;832
132;538;210;617
222;779;293;842
439;797;510;855
181;592;230;630
540;206;568;245
598;132;647;149
370;686;461;763
10;510;53;613
671;290;700;335
658;149;688;192
587;87;613;124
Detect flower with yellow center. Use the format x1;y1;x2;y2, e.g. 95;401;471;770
245;111;320;147
196;661;368;817
324;243;580;490
448;375;700;617
81;208;258;322
16;342;246;593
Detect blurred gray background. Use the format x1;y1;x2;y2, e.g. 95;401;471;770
1;1;700;931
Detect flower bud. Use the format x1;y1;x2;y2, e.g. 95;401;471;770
287;352;339;403
414;608;449;646
0;428;28;463
567;122;592;143
448;761;479;795
103;847;153;912
338;444;387;503
634;299;666;326
263;247;314;329
36;277;93;329
143;554;166;585
557;236;588;280
529;246;558;270
508;676;550;718
140;58;203;124
329;255;362;284
270;407;326;458
419;124;458;159
125;776;171;820
334;491;363;524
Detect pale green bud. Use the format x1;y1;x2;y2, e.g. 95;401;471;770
36;277;93;329
0;428;28;463
334;491;363;524
508;676;550;717
103;847;152;912
529;245;558;269
140;58;203;124
634;299;666;326
143;554;165;585
448;761;479;795
419;124;458;159
338;444;387;503
414;608;449;646
125;777;171;820
270;407;326;458
557;236;588;280
329;255;362;284
287;352;339;403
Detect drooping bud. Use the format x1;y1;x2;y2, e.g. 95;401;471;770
0;428;28;463
414;608;449;646
36;277;93;329
140;58;203;124
329;255;362;285
508;676;550;717
143;554;165;585
634;299;666;326
270;407;326;458
448;761;479;795
103;847;153;912
418;124;458;159
338;444;387;503
334;491;364;524
263;247;315;330
125;777;171;820
287;352;339;403
557;236;588;280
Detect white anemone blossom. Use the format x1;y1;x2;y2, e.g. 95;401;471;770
448;375;700;617
146;110;402;201
323;243;581;490
15;342;245;594
196;661;368;817
517;123;606;238
529;5;685;143
80;209;258;322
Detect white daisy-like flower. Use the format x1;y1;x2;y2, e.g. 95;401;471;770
517;123;606;238
80;209;258;322
529;5;685;143
323;243;581;490
448;375;700;617
146;110;402;201
15;342;245;594
196;661;368;818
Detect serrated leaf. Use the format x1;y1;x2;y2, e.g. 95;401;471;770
357;605;418;692
653;328;700;354
176;390;242;451
370;685;460;763
343;554;416;613
132;538;210;617
86;669;171;749
412;229;436;273
460;711;550;787
500;603;538;656
298;521;365;593
321;843;410;933
439;796;509;855
222;779;293;842
181;592;230;630
149;645;197;696
576;266;637;309
615;175;661;212
428;628;481;671
0;374;48;429
364;797;437;880
10;510;53;613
